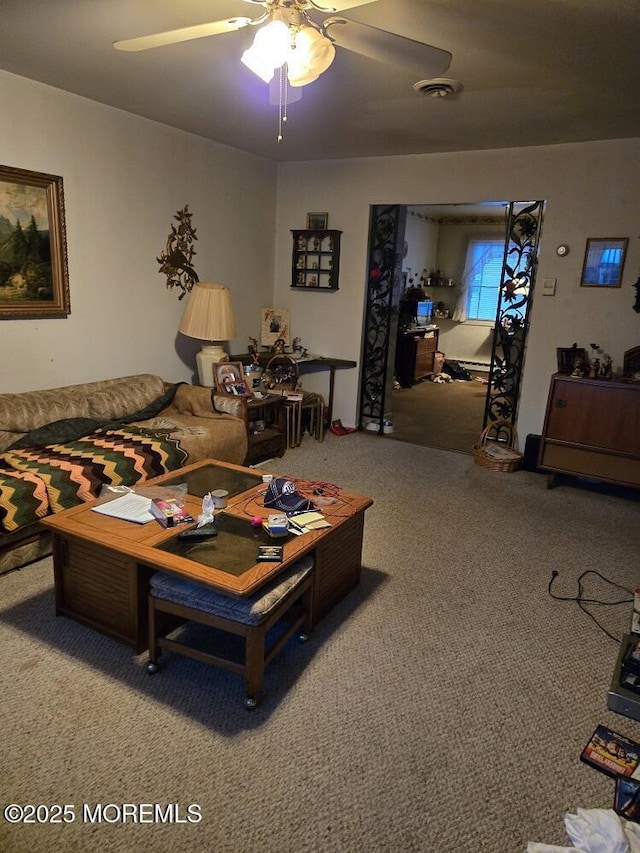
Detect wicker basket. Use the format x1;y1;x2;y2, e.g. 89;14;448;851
472;420;523;472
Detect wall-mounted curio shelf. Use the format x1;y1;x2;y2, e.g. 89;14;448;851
291;229;342;291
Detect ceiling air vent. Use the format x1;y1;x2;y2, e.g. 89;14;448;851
413;78;463;98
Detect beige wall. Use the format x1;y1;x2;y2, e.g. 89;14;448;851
0;70;277;393
275;141;640;441
2;66;639;448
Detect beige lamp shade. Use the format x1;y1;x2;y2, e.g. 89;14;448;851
179;282;236;386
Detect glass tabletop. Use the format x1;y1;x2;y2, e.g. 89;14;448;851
155;512;293;576
159;463;262;499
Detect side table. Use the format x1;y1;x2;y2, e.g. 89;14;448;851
244;395;287;465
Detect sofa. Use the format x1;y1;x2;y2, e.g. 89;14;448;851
0;374;248;575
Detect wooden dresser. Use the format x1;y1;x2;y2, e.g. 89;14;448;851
395;328;439;387
538;373;640;487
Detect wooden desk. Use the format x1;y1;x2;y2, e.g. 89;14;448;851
233;353;356;425
41;459;373;651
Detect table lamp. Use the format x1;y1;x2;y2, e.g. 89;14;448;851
178;282;236;386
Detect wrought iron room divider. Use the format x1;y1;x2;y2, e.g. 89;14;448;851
358;200;544;434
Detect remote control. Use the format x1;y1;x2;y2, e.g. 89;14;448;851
177;524;218;542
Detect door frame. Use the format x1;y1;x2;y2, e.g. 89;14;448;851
358;200;545;436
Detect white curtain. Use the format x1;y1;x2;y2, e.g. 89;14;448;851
452;245;478;322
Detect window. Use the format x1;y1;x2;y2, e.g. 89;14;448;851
463;240;504;321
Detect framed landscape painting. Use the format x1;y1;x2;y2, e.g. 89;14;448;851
0;164;70;319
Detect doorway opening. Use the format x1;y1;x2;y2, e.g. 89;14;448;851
358;200;545;452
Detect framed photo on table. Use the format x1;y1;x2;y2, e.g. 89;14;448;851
556;346;587;374
0;164;70;319
213;361;248;396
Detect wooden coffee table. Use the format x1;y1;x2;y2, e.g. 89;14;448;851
41;459;373;653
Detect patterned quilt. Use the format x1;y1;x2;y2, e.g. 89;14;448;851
0;426;188;533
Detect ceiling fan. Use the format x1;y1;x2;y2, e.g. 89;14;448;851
113;0;452;87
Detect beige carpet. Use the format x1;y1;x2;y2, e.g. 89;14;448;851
1;434;639;852
389;373;488;453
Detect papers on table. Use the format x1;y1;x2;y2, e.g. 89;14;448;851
91;493;155;524
288;511;331;533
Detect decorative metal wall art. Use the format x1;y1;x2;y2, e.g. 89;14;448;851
358;204;406;431
157;205;199;299
483;200;545;428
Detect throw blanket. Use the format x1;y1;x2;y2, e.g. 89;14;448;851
0;425;188;533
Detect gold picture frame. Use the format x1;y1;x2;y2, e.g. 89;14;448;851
0;164;70;319
306;212;328;230
580;237;628;288
260;308;290;347
213;361;248;396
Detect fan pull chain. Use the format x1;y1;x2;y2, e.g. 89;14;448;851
277;65;289;144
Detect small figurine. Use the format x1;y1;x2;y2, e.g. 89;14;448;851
600;355;613;379
292;336;303;353
272;337;286;355
588;358;600;379
248;336;259;359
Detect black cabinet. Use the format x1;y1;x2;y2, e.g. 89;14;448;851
291;229;341;290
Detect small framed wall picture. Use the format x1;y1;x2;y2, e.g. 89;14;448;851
306;212;328;230
580;238;628;287
213;361;248;396
260;308;290;347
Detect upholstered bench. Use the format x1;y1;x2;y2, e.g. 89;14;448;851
147;556;314;708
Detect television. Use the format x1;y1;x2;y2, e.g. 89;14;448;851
416;300;433;325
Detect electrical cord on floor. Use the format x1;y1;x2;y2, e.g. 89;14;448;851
548;569;634;642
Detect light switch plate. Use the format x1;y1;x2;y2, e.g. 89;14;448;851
542;277;556;295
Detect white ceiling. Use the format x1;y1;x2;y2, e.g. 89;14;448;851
2;0;639;163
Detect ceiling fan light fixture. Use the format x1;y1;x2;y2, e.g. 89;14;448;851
295;26;336;71
241;46;276;82
287;62;320;87
287;28;335;86
241;18;290;81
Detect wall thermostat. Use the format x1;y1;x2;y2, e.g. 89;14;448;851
556;244;569;257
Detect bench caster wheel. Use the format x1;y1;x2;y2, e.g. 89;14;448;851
146;661;159;675
298;632;309;643
244;696;259;710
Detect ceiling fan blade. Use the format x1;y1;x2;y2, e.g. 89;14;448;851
310;0;379;10
113;17;253;52
324;17;452;78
